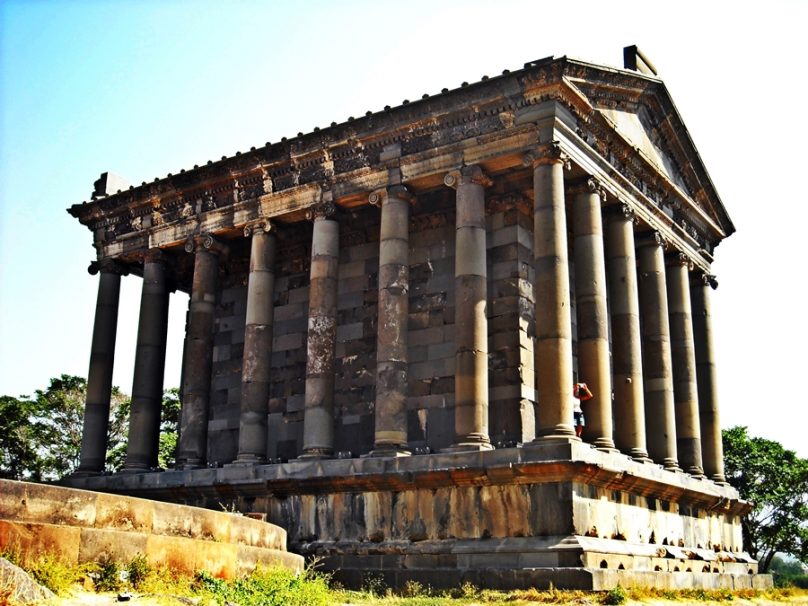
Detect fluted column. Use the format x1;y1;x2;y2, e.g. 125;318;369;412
637;233;679;470
369;186;412;457
528;144;576;441
691;272;726;484
605;204;650;461
234;220;276;464
667;253;704;477
300;201;339;459
124;249;170;472
571;178;614;451
74;260;126;475
444;166;493;452
176;235;222;470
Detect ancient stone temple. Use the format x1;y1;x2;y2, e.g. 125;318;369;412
65;48;769;590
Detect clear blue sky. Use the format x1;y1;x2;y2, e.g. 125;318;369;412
1;0;806;456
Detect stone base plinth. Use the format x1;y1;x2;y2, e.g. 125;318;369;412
61;443;771;590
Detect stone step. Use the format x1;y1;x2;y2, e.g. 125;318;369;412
0;479;303;579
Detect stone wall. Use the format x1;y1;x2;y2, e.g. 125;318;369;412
204;190;539;462
0;479;302;579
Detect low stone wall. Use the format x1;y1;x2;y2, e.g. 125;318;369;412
0;479;303;578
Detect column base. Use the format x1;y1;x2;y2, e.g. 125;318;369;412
662;458;682;472
628;449;653;463
297;448;333;460
364;446;411;458
119;465;151;474
533;423;579;443
711;473;728;485
69;468;104;478
684;466;705;479
175;459;206;471
591;437;618;453
225;454;267;467
441;442;494;454
527;434;581;447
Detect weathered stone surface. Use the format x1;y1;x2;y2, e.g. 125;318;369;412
0;557;55;605
0;480;302;579
65;51;753;590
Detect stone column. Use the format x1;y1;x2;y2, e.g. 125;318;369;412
234;220;276;464
176;235;222;470
74;260;126;475
369;186;412;457
528;144;577;441
636;233;679;470
571;178;615;451
444;165;493;452
691;272;727;484
605;204;650;461
123;249;170;472
666;253;704;477
300;201;339;459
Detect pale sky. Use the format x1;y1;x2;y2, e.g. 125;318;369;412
1;0;805;457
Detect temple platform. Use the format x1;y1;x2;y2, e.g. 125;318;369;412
63;441;771;590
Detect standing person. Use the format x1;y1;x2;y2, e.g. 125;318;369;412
572;381;593;438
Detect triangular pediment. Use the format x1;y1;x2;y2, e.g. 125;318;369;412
599;105;691;195
563;61;735;238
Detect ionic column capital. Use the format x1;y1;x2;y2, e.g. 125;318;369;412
568;177;605;198
305;200;337;221
88;258;129;276
666;251;694;270
443;164;492;189
606;201;639;224
691;271;719;290
242;218;274;238
143;247;166;264
184;233;229;256
368;184;415;207
636;230;668;250
522;141;571;169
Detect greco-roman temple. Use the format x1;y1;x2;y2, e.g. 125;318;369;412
64;48;769;589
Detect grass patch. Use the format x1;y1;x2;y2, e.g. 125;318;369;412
193;564;330;606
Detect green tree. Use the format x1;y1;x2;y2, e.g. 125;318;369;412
723;426;808;572
106;387;181;472
0;394;45;480
0;375;179;480
32;375;89;478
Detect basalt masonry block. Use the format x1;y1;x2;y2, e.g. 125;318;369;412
0;480;302;579
67;49;760;589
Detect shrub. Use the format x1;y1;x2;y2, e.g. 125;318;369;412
602;584;627;605
126;554;152;590
26;555;81;595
